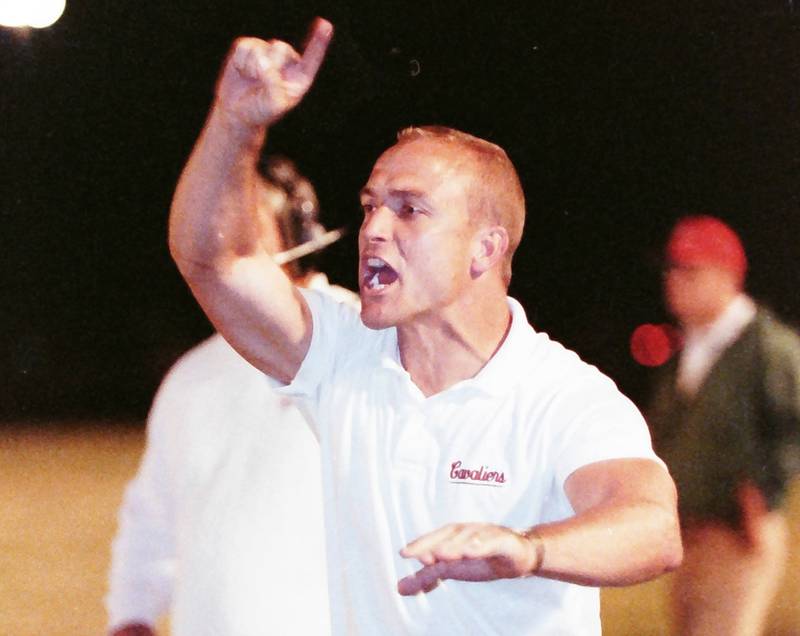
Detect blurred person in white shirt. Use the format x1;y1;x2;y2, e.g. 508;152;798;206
106;156;356;636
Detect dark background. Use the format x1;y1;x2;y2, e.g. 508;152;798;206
3;0;799;421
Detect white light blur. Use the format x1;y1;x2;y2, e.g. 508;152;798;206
0;0;66;29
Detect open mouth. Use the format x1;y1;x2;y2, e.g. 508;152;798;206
363;257;399;291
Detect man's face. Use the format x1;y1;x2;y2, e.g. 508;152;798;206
357;139;478;329
663;263;735;327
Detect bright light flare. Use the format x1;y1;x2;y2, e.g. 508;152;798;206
630;323;680;367
0;0;66;28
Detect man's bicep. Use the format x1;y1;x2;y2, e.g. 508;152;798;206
564;458;677;515
191;253;313;383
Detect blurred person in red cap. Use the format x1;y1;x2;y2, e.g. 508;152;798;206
645;214;800;635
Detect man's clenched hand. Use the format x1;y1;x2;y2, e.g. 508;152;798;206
214;17;333;128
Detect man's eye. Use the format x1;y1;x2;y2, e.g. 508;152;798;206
361;203;375;214
399;204;420;217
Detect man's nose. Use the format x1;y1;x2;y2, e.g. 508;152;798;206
360;206;393;242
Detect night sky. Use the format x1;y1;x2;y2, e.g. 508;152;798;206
3;1;799;421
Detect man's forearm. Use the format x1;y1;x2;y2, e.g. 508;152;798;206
168;107;266;278
398;459;681;595
529;497;682;587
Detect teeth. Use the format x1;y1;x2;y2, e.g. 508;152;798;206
364;257;390;291
368;273;384;290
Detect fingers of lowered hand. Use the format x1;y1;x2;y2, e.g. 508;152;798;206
398;554;504;595
398;524;537;594
402;523;514;563
400;523;467;564
397;562;448;596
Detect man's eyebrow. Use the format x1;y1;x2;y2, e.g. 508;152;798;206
358;187;428;201
389;189;426;200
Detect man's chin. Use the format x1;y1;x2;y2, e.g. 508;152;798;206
360;306;396;330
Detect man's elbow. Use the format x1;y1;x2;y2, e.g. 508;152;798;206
622;509;682;586
626;503;683;583
168;219;220;284
654;507;683;574
168;213;196;278
170;241;216;284
648;469;683;574
660;534;683;574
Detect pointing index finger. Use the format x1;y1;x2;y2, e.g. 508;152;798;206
299;17;334;80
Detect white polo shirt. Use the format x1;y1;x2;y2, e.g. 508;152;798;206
279;290;660;635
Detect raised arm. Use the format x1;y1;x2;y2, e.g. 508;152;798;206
398;458;682;594
168;18;333;382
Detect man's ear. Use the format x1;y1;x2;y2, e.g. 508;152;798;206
470;225;509;279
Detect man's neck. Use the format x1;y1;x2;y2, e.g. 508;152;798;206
683;291;747;334
396;295;512;397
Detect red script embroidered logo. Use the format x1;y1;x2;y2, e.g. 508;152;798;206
449;460;506;486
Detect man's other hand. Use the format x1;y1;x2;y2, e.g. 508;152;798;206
397;522;542;595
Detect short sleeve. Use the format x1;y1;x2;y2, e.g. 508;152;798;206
549;376;665;489
274;288;362;411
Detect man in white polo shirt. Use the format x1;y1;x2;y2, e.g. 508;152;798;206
168;18;682;634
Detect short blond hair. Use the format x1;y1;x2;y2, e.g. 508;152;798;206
395;126;525;286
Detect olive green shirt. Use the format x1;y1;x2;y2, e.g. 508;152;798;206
647;308;800;525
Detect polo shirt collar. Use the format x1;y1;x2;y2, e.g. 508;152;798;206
377;297;533;399
466;297;532;397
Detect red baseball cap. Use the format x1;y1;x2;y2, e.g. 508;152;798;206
665;215;748;284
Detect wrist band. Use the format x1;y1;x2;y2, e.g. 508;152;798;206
515;527;545;576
